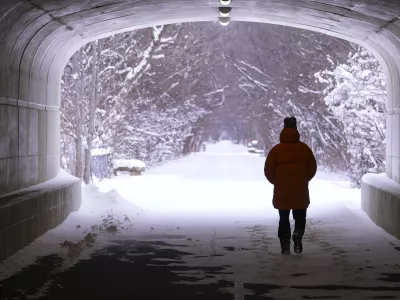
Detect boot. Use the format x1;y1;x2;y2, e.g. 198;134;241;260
278;216;291;255
292;230;304;254
280;236;291;255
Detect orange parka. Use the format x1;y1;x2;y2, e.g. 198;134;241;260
264;127;317;210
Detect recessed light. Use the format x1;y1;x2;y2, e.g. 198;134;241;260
219;7;231;17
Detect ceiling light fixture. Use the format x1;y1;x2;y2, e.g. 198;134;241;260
220;0;231;6
219;7;231;17
219;17;230;26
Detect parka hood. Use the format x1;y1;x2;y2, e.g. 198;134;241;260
280;128;300;143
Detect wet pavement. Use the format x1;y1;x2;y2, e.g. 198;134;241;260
1;212;400;300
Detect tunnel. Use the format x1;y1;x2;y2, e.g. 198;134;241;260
0;0;400;262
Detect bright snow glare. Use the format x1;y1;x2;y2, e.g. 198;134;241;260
96;141;360;217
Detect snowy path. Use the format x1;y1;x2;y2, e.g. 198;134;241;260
0;141;399;299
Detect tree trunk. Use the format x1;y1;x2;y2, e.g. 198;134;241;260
74;49;84;179
182;134;193;155
84;40;100;184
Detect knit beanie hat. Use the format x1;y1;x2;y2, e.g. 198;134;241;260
284;116;297;129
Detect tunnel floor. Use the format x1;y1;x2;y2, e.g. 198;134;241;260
1;142;399;300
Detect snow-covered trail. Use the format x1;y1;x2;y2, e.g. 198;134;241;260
99;141;272;213
0;141;399;300
98;140;360;215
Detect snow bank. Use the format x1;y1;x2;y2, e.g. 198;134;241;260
362;172;400;195
112;159;146;169
78;184;145;239
80;184;142;215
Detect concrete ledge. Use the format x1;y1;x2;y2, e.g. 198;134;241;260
361;173;400;239
0;170;81;261
0;97;59;111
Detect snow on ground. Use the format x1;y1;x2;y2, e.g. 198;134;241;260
0;184;145;279
1;141;399;300
98;140;360;216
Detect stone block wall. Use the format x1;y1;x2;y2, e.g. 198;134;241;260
0;173;81;261
0;102;60;196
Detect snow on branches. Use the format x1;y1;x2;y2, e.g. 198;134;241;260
60;24;214;178
316;47;386;187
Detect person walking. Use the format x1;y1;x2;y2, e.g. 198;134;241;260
264;117;317;254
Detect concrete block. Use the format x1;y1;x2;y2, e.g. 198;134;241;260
0;105;18;159
47;153;60;180
18;107;39;156
18;155;39;189
46;111;60;154
386;154;392;179
386;113;392;156
362;175;400;239
392;113;400;157
391;155;400;183
29;108;39;156
0;157;18;196
18;106;28;156
38;109;47;155
18;155;30;190
0;172;81;261
38;154;47;182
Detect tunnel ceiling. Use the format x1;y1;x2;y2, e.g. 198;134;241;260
0;0;400;109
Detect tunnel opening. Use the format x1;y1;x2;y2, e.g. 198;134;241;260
59;21;386;197
46;23;387;261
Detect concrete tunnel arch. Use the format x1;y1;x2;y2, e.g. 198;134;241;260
1;0;400;260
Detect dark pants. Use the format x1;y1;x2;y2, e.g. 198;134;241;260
278;209;307;240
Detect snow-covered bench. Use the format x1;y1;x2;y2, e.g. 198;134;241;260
112;159;146;176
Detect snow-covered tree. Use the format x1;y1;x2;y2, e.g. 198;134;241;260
61;45;93;178
203;23;354;169
315;47;386;186
61;24;215;177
